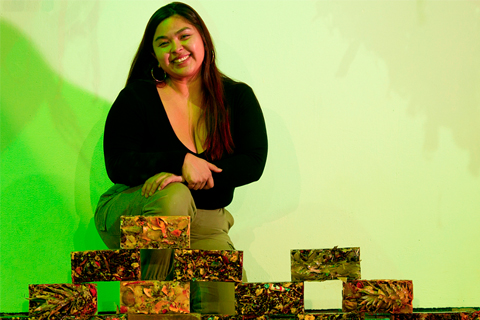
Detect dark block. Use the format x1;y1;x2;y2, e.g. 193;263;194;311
174;250;243;282
235;282;304;315
71;249;140;283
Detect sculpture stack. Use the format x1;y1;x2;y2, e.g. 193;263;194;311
19;216;478;320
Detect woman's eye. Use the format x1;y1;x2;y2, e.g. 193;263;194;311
180;34;191;40
159;42;169;47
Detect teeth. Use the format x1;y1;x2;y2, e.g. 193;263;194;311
175;56;189;63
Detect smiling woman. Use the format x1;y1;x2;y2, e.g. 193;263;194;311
93;1;268;315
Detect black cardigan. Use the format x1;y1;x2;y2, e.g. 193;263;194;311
103;78;268;209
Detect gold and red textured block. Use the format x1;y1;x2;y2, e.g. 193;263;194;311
173;249;243;282
235;282;304;315
28;283;97;320
342;280;413;314
71;249;141;283
120;281;190;314
201;316;269;320
291;247;361;281
121;216;190;249
298;313;364;320
391;312;480;320
127;314;201;320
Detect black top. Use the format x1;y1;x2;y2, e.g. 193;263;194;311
103;78;268;209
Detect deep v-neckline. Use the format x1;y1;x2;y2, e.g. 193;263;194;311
154;84;205;156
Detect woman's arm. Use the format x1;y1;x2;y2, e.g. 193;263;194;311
209;81;268;188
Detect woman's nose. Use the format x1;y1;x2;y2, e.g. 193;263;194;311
171;39;183;52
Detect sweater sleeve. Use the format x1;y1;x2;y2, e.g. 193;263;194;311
103;81;187;186
209;81;268;189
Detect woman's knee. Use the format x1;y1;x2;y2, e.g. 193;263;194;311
143;182;195;217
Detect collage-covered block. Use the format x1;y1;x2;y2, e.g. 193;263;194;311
392;312;480;320
298;314;364;320
120;281;190;314
202;317;269;320
71;249;140;283
174;249;243;282
28;283;97;320
342;280;413;314
121;216;190;249
127;315;201;320
291;247;360;281
235;282;304;315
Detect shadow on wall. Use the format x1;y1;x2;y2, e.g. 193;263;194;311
0;19;111;312
314;0;480;176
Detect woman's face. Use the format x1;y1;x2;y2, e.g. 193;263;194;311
152;15;205;81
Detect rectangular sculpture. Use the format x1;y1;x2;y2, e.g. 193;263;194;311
342;280;413;313
202;317;269;320
128;315;201;320
121;216;190;249
120;281;190;314
174;249;243;282
235;282;304;315
71;249;140;283
28;283;97;319
291;247;360;281
298;314;363;320
392;312;480;320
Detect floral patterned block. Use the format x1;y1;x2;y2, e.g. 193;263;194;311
71;249;140;283
235;282;304;315
120;281;190;314
28;283;97;319
298;314;363;320
291;247;360;281
174;250;243;282
121;216;190;249
342;280;413;314
391;312;480;320
127;314;201;320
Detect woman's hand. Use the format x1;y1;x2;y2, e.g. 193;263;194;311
182;153;222;190
142;172;184;198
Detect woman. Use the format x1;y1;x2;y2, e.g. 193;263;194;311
94;2;267;314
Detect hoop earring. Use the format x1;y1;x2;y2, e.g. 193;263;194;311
151;66;167;83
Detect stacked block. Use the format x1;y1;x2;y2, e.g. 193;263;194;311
28;283;97;319
235;282;304;315
174;249;243;282
71;249;141;283
298;314;363;320
121;216;190;249
342;280;413;313
291;247;360;281
391;312;480;320
120;281;190;314
128;314;201;320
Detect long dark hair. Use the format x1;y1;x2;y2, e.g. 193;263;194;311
127;2;233;160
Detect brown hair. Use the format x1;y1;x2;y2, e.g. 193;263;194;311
127;2;233;160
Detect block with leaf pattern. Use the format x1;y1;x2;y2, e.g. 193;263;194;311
391;312;480;320
342;280;413;314
127;314;202;320
291;247;360;281
71;249;140;283
28;283;97;320
235;282;304;315
121;216;190;249
174;249;243;282
120;281;190;314
298;313;364;320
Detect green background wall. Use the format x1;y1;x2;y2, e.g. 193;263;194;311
1;0;479;312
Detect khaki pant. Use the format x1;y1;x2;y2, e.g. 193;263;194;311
94;182;239;314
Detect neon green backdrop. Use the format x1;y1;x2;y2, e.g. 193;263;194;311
1;0;479;312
